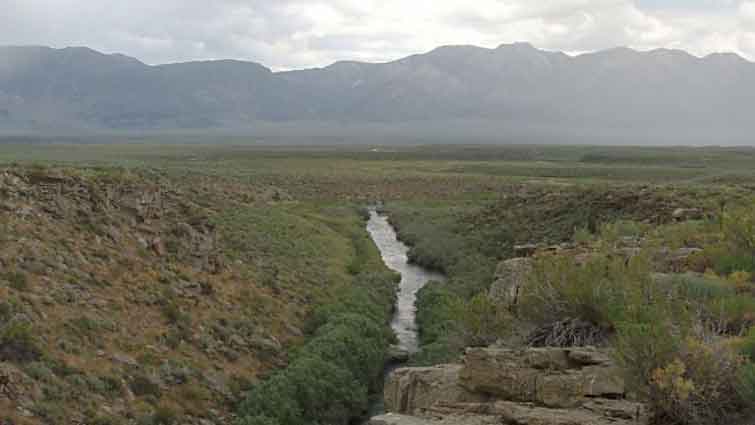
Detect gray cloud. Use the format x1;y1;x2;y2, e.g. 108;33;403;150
2;0;755;69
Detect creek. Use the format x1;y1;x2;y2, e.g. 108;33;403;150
364;209;447;416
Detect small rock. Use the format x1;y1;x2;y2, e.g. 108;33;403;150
387;345;410;363
513;244;538;258
672;208;703;221
152;238;167;256
111;353;138;367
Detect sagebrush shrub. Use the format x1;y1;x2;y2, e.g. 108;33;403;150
648;338;748;425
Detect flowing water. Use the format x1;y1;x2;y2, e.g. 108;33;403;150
366;209;446;354
361;209;446;419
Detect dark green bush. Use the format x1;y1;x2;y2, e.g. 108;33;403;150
161;302;190;326
738;363;755;403
237;373;302;425
236;270;396;425
285;355;366;424
415;283;459;347
0;322;43;363
237;417;280;425
304;315;388;389
129;375;161;398
0;301;12;322
742;327;755;362
151;405;179;425
5;271;29;291
710;250;755;275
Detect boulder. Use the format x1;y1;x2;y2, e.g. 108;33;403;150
654;247;705;273
377;346;643;425
387;345;411;363
371;401;646;425
0;362;43;408
492;400;646;425
672;208;704;221
489;258;533;310
384;365;487;415
513;244;538;258
669;247;704;272
369;413;498;425
459;347;625;408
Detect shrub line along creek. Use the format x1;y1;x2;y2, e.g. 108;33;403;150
364;208;447;416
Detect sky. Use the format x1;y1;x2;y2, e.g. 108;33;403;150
3;0;755;70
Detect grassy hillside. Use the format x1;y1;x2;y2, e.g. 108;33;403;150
0;164;389;424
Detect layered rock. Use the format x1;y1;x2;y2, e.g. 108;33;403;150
459;347;625;408
374;346;647;425
383;365;487;415
488;258;533;310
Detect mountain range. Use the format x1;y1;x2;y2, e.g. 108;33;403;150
1;43;753;144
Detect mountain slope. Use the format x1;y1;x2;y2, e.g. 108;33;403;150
1;43;754;143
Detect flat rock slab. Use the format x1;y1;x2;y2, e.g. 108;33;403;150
369;413;499;425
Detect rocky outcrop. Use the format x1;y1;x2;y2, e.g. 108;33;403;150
370;412;498;425
488;258;533;310
375;346;647;425
384;365;488;415
459;347;625;408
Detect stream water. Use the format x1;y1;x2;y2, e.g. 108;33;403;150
366;209;446;354
361;209;447;419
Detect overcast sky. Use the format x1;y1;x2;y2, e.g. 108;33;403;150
3;0;755;70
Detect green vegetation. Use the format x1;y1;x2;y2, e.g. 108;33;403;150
0;322;43;363
1;142;754;424
236;266;398;425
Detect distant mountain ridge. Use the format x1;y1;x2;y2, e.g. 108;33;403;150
1;43;754;144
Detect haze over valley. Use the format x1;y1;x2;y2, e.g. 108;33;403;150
1;43;754;144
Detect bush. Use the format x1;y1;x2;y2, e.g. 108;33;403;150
237;373;302;425
519;254;655;341
737;363;755;403
129;374;161;398
285;355;366;424
599;220;648;244
161;302;190;327
614;319;685;398
304;315;388;389
415;283;459;347
709;248;755;275
723;207;755;258
709;206;755;274
0;301;12;322
741;327;755;362
237;270;396;425
0;322;43;363
648;338;748;425
151;405;179;425
450;293;511;347
5;271;29;291
237;417;280;425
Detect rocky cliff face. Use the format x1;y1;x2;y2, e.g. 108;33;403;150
372;346;647;425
